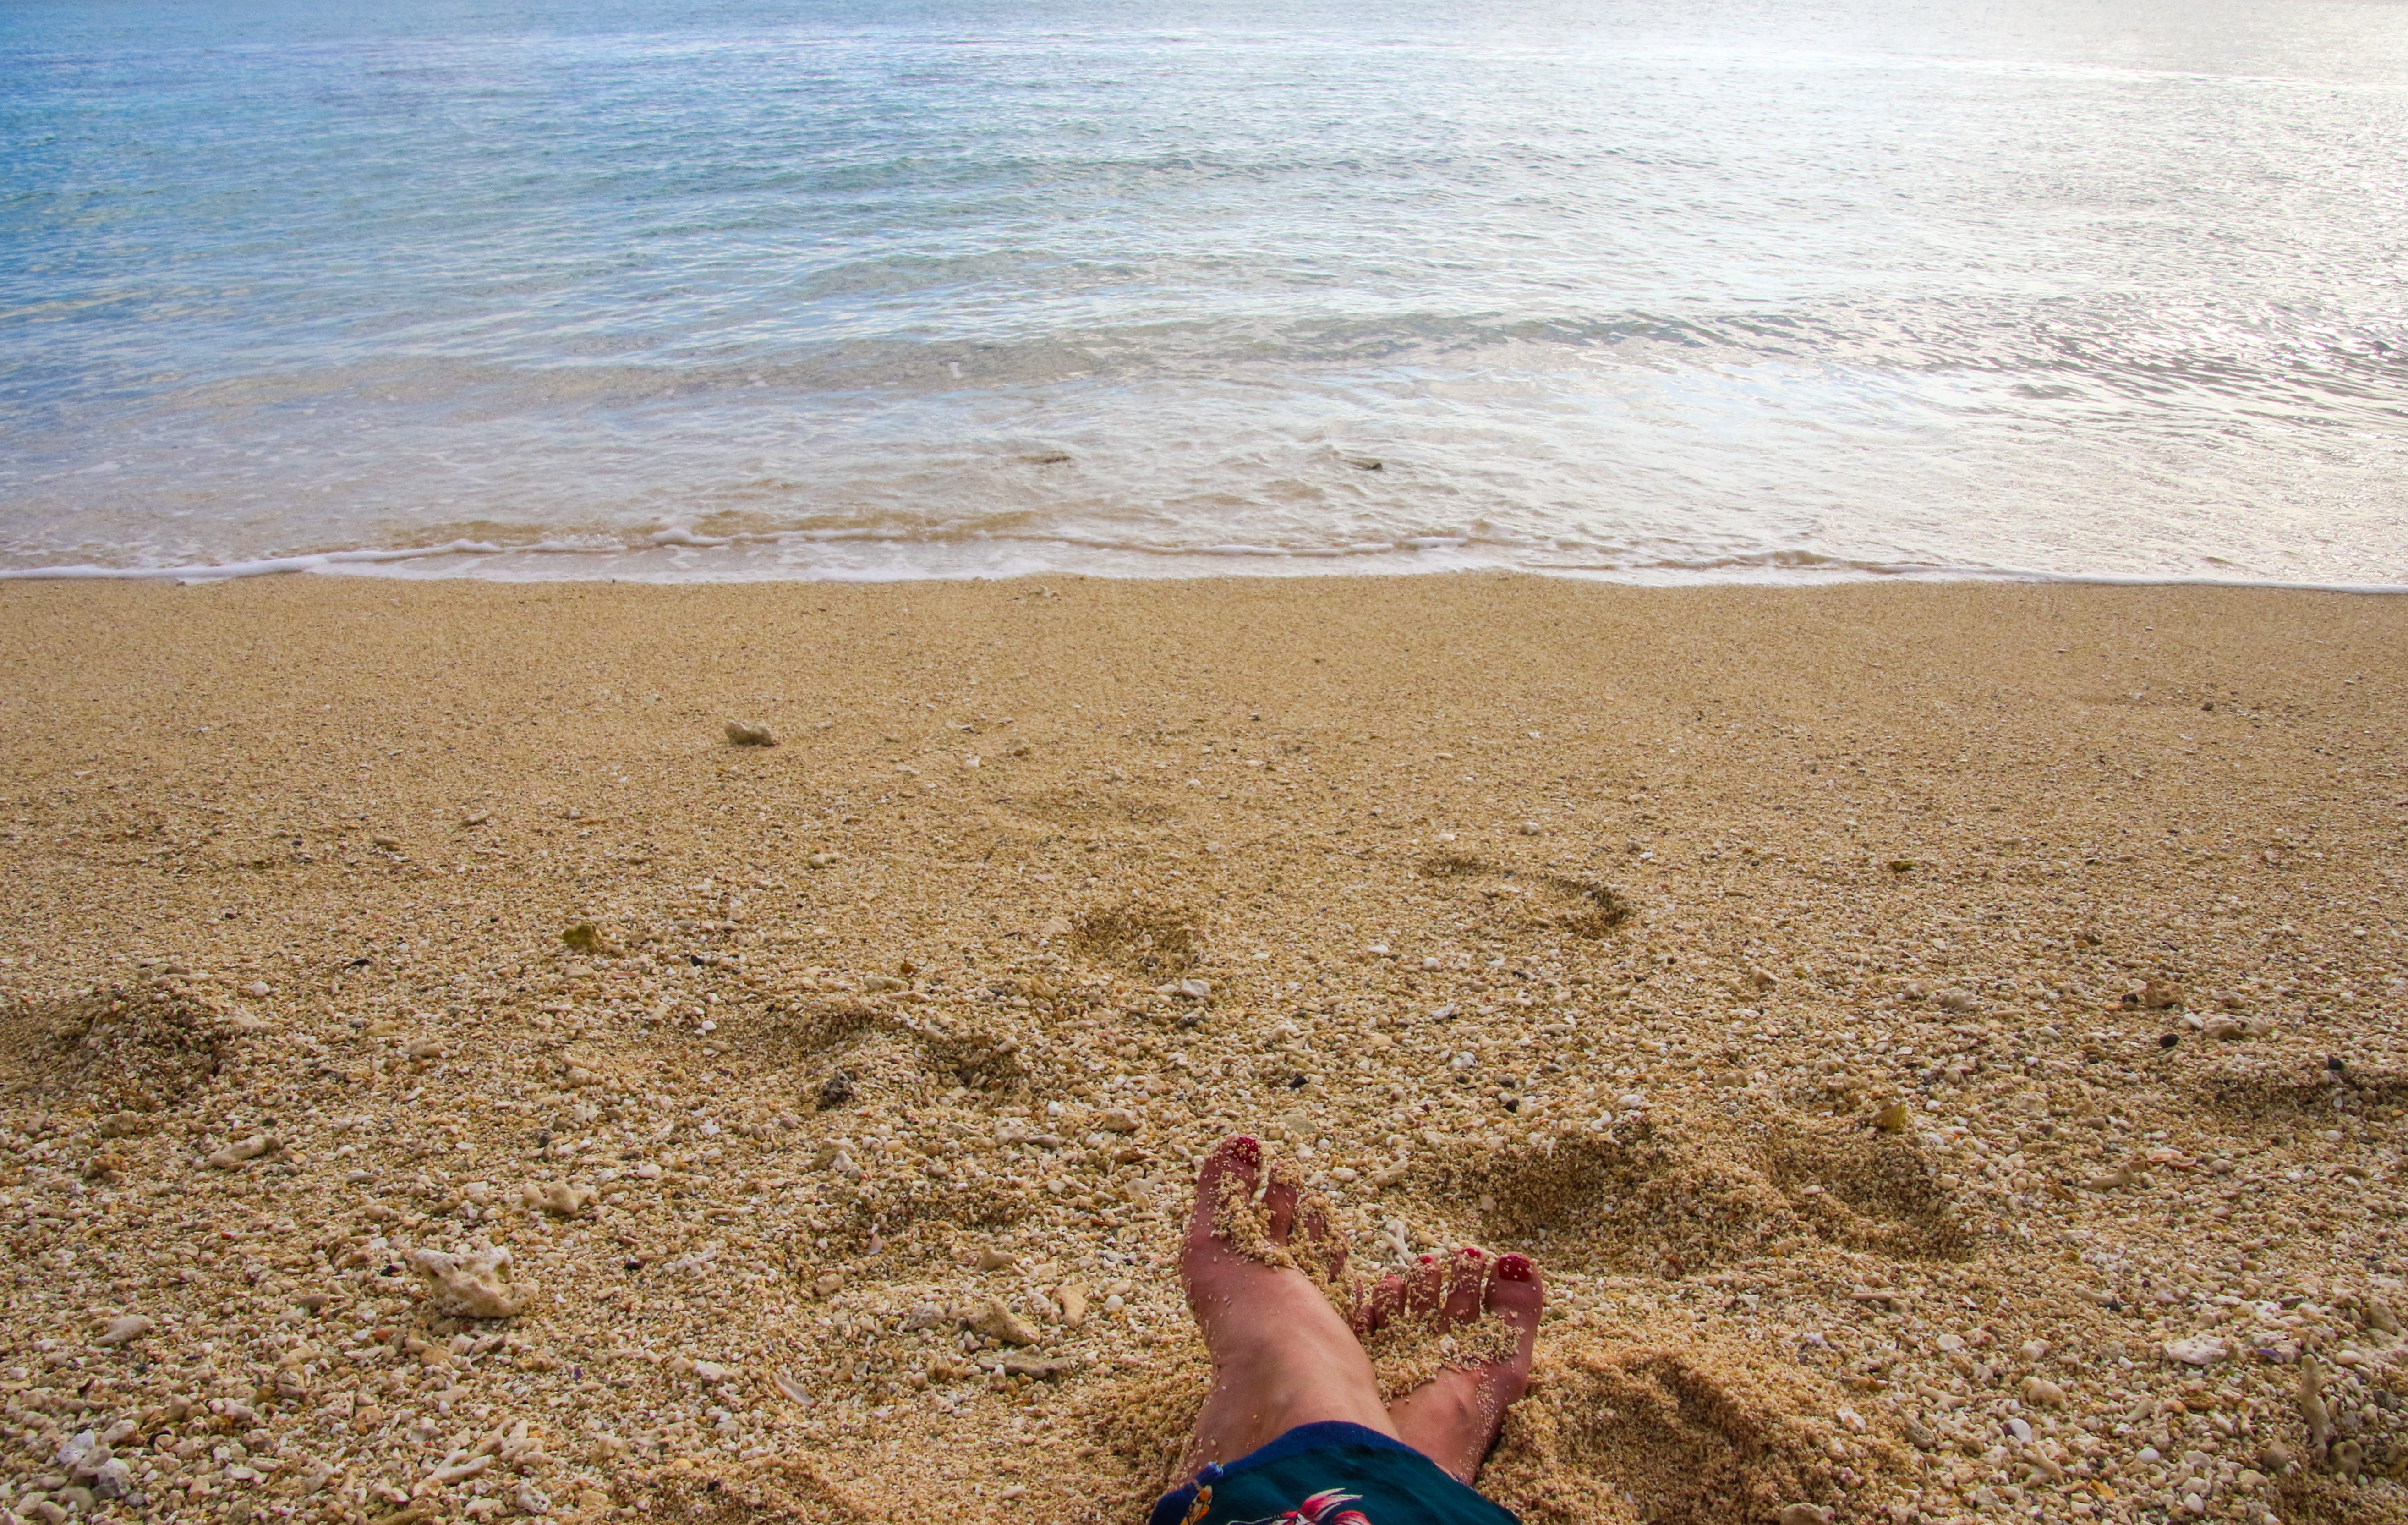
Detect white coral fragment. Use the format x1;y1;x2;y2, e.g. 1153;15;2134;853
2163;1335;2228;1366
520;1181;597;1217
206;1133;277;1169
407;1245;535;1318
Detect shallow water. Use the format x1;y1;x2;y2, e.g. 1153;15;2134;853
4;0;2405;584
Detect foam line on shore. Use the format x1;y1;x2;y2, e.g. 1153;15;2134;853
5;532;2406;595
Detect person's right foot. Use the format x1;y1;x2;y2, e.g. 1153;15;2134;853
1374;1246;1544;1484
1177;1136;1400;1483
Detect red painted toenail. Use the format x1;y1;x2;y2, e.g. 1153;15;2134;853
1460;1246;1486;1261
1225;1136;1262;1169
1496;1253;1535;1283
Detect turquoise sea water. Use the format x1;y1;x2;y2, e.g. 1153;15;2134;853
3;0;2405;584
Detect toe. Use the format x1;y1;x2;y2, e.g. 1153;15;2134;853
1442;1247;1489;1325
1262;1165;1300;1245
1357;1270;1407;1334
1297;1193;1349;1281
1401;1253;1449;1319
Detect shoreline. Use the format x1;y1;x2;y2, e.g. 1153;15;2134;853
4;546;2406;598
1;573;2404;1525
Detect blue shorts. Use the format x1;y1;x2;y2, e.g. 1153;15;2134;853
1148;1421;1520;1525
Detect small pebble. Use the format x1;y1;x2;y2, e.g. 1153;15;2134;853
559;923;620;955
2019;1375;2064;1407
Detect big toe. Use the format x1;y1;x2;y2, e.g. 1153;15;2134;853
1188;1134;1265;1250
1487;1253;1544;1362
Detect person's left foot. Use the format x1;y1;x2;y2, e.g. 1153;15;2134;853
1368;1246;1544;1485
1176;1136;1400;1483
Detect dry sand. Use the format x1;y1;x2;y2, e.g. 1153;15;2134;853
0;573;2403;1525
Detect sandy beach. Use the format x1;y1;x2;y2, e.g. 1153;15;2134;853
1;572;2404;1525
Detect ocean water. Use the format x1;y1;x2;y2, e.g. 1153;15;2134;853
4;0;2406;586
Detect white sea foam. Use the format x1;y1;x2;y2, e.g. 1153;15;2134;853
6;533;2403;596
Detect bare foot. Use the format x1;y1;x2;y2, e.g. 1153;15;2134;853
1375;1247;1544;1485
1178;1136;1399;1481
